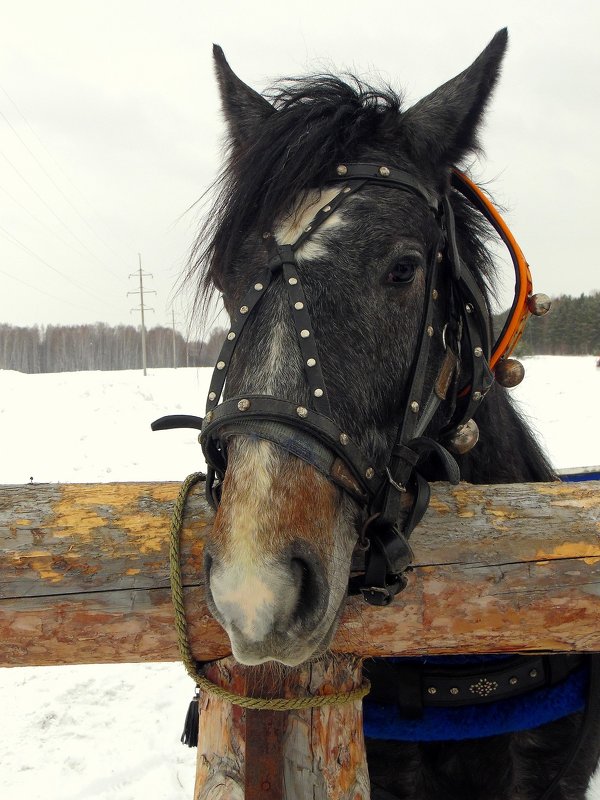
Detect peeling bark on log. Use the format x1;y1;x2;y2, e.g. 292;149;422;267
193;656;368;800
1;480;599;668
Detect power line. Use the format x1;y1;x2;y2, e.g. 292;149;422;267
0;265;100;312
0;83;135;269
0;107;119;254
0;223;118;308
0;181;120;277
0;146;123;282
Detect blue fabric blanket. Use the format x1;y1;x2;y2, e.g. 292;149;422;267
363;656;588;742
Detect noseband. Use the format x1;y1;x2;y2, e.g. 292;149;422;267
154;163;530;606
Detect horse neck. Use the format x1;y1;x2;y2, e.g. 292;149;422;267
454;383;556;484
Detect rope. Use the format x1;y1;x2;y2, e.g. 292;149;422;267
169;473;371;711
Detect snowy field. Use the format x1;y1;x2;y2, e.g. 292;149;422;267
1;357;599;799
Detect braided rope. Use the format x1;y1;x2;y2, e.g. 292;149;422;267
169;473;370;710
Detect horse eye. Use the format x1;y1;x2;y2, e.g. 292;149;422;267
383;258;418;286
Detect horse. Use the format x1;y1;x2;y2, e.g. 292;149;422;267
184;29;600;799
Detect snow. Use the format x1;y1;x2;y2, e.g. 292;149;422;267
0;367;212;486
510;356;600;472
0;359;598;798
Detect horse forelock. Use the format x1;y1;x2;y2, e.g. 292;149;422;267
186;71;500;328
187;75;404;305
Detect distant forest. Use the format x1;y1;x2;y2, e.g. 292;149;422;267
509;292;600;356
0;323;228;373
0;291;598;373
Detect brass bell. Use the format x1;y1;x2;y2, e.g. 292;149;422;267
447;418;479;454
528;293;551;316
495;358;525;388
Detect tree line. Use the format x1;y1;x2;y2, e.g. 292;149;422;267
0;291;597;373
0;323;227;373
494;291;600;357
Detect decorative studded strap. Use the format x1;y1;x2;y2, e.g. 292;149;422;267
326;163;439;211
363;654;585;711
279;251;331;417
201;395;383;505
205;265;276;414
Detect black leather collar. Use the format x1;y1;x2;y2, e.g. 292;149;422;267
363;654;585;717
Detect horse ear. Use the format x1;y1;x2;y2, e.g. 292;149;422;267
401;29;508;167
212;45;275;147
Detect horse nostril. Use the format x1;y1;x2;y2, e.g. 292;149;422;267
290;556;325;625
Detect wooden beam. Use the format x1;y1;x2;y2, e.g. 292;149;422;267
1;480;599;668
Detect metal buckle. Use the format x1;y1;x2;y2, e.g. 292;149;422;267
385;467;407;494
360;585;394;606
360;573;407;606
441;319;463;358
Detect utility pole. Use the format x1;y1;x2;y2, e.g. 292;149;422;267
128;254;155;376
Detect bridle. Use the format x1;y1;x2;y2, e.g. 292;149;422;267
153;162;535;606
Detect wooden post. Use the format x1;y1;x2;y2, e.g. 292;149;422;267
194;656;368;800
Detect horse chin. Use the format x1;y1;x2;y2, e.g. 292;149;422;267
228;607;345;668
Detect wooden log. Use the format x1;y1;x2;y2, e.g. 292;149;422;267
1;480;599;667
193;656;368;800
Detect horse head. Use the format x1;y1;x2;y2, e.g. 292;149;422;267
193;31;508;666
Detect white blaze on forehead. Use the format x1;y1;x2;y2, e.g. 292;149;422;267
275;187;346;261
255;186;348;391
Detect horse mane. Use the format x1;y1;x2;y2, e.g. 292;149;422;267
186;72;505;307
188;74;404;307
186;70;555;483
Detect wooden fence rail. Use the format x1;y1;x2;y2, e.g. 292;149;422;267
1;480;599;668
2;479;600;799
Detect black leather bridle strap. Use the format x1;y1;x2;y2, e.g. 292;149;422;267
415;348;459;438
371;236;457;544
205;265;277;413
440;266;495;435
201;395;384;504
398;242;445;446
326;163;439;212
219;420;369;502
280;254;332;417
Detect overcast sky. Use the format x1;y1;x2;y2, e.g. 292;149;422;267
1;0;598;335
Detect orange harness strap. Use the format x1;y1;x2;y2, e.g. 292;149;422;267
452;170;533;369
